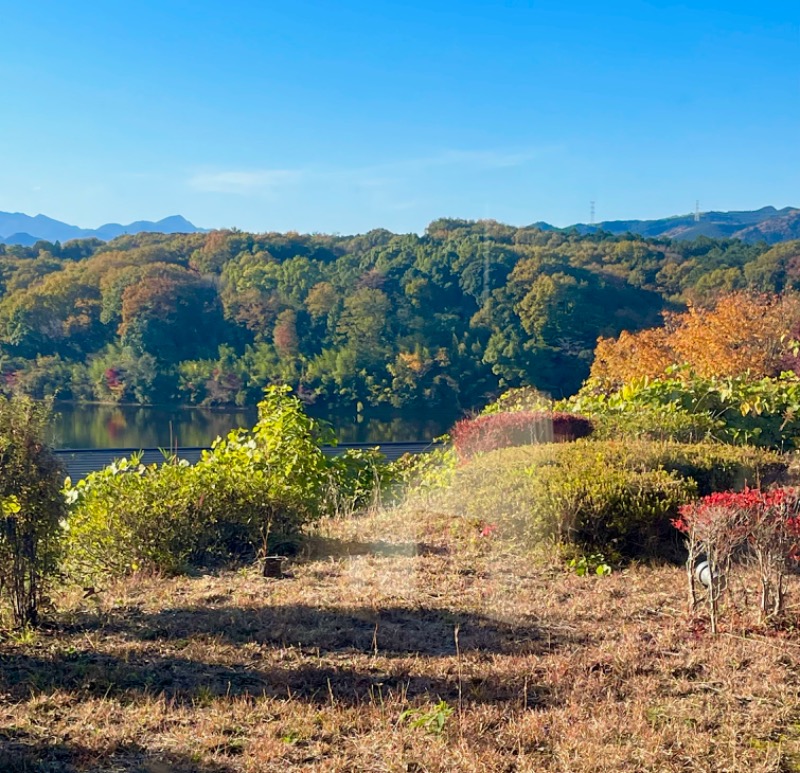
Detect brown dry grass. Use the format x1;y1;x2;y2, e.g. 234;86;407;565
2;503;800;772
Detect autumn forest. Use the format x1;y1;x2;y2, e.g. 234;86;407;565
0;219;798;418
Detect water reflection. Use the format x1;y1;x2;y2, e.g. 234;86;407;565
50;403;455;449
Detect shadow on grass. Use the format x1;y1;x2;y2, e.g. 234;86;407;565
0;647;550;709
63;602;565;657
1;604;564;709
0;727;235;773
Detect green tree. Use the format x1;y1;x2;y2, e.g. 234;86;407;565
0;397;65;627
118;271;226;363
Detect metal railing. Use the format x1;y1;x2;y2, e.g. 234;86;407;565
55;441;443;480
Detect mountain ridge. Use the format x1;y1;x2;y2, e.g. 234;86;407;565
2;206;800;246
543;206;800;244
0;212;206;245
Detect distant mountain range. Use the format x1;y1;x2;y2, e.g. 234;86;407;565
532;206;800;244
2;206;799;247
0;212;205;246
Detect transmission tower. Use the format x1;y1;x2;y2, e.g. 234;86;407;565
483;246;490;305
694;200;701;222
590;201;596;226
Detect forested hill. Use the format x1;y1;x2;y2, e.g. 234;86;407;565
0;219;797;414
535;206;800;244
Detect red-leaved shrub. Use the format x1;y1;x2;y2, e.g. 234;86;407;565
674;487;800;628
451;411;593;461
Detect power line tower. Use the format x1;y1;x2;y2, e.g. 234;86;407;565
483;246;490;305
695;200;701;222
481;200;491;305
590;201;596;226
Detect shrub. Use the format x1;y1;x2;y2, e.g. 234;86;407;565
0;397;66;627
565;371;800;449
675;488;800;628
64;456;203;580
451;411;593;461
582;402;718;444
565;440;787;496
390;445;458;494
192;386;337;555
526;440;784;496
64;387;394;582
428;440;783;561
480;387;552;415
645;443;786;495
328;447;392;515
527;451;694;560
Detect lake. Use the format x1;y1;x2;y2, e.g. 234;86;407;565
50;403;457;449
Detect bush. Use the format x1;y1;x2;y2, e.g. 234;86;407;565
451;411;593;461
64;387;394;582
390;445;458;494
544;440;786;496
534;442;786;558
644;443;786;495
582;402;718;444
428;440;785;561
565;371;800;449
0;397;66;627
480;387;552;415
64;456;202;579
675;488;800;629
533;456;694;559
192;385;338;555
328;447;392;515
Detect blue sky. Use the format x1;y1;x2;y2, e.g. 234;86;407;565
0;0;797;233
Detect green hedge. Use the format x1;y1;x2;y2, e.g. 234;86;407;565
432;440;787;560
530;453;693;559
638;442;786;495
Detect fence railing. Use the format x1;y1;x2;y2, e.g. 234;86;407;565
55;441;443;480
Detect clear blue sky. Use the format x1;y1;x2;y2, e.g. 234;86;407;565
0;0;797;234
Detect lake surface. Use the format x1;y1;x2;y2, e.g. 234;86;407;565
50;403;456;449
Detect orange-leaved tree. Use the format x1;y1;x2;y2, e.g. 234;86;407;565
589;292;800;387
592;326;675;386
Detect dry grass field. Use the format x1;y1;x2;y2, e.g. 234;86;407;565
2;502;800;772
